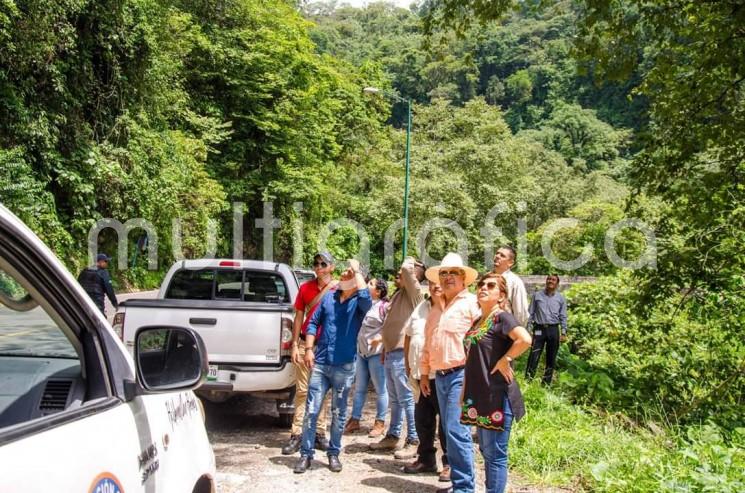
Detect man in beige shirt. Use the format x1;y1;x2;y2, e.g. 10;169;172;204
420;252;480;493
370;257;424;453
492;245;529;328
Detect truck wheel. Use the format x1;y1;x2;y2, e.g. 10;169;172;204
278;412;293;428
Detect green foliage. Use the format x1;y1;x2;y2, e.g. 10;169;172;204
520;101;631;172
527;197;649;276
562;272;745;430
512;382;745;492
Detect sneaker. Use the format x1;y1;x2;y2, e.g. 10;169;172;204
438;465;451;482
282;434;301;455
343;418;360;435
403;460;437;474
368;419;385;438
368;434;401;451
315;434;329;451
393;439;419;460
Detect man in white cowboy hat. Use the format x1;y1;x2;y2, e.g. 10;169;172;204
420;252;480;493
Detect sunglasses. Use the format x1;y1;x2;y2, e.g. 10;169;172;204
477;280;499;290
313;261;328;268
438;269;464;278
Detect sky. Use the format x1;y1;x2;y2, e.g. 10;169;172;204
332;0;417;9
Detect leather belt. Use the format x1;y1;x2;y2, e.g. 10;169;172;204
436;365;465;377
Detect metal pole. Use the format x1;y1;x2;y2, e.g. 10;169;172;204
402;98;411;261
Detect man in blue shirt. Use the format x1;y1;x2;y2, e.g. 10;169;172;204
525;274;568;385
294;259;372;474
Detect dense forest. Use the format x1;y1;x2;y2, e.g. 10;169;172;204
1;0;743;490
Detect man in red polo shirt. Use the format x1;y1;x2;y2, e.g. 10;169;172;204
282;252;337;455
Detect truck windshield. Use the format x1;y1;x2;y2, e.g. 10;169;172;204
166;268;290;303
0;270;77;359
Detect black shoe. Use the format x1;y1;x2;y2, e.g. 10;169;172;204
314;434;329;451
435;488;453;493
293;455;312;474
282;435;301;455
328;455;342;473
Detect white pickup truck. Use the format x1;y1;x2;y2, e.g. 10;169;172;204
114;259;298;425
0;204;215;493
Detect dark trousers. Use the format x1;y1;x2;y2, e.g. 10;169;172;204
526;324;560;385
415;377;448;467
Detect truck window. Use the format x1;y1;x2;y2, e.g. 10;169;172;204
165;269;215;300
243;271;289;303
215;270;243;300
0;270;76;359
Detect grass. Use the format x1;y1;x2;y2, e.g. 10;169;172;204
509;382;745;492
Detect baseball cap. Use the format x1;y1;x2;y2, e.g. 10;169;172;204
96;253;112;262
313;252;335;265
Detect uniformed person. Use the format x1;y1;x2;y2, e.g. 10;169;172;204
78;253;118;315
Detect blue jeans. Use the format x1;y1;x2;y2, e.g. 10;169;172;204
384;349;418;442
300;362;356;458
351;353;388;421
436;368;474;493
477;397;514;493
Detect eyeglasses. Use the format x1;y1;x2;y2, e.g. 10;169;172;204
313;261;328;268
477;280;499;290
438;269;464;278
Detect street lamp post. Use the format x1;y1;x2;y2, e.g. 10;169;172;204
363;87;412;261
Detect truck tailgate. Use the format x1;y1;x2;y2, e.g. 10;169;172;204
121;299;292;365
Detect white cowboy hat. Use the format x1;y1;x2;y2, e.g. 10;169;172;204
425;252;479;286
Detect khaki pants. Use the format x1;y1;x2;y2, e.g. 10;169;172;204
291;340;328;436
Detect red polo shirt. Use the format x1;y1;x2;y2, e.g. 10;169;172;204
295;279;323;336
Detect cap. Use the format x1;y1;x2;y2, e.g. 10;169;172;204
313;251;335;265
96;253;111;262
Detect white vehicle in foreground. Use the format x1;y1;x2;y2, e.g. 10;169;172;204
114;259;298;426
0;204;215;493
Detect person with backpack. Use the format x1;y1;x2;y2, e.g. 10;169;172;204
344;277;390;438
77;253;118;315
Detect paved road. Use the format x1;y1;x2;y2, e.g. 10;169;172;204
0;289;157;357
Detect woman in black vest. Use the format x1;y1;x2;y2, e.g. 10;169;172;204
460;273;532;493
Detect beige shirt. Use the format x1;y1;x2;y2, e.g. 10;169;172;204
404;299;435;380
420;289;480;376
381;261;423;351
503;270;529;328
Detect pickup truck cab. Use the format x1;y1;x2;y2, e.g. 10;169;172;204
0;204;215;493
115;259;298;425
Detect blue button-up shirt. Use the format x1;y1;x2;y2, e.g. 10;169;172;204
306;287;373;366
528;289;568;334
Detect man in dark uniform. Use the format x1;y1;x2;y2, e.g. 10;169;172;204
525;274;568;385
78;253;118;315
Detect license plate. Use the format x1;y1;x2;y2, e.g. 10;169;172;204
207;365;218;381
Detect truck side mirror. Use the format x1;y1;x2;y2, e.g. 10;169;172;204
134;326;208;392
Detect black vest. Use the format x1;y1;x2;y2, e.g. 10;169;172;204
78;267;104;308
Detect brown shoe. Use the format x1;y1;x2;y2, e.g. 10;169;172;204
438;465;451;482
369;434;401;451
344;418;360;435
393;439;419;460
368;419;385;438
403;460;437;474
